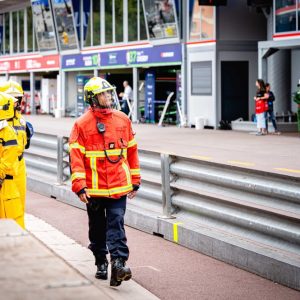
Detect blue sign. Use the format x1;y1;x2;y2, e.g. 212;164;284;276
76;75;89;117
62;43;182;69
144;71;156;123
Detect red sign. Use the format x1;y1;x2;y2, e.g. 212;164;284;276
0;54;60;72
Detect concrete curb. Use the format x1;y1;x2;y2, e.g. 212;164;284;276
25;214;159;300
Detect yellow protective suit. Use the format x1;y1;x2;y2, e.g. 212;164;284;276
8;111;27;228
0;120;23;228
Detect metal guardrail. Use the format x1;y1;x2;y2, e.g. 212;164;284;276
25;133;70;184
25;132;300;249
25;132;300;290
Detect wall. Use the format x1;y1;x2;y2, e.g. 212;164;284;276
65;72;78;116
187;44;216;127
41;79;57;114
217;0;267;41
267;50;291;114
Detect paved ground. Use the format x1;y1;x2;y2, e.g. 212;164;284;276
0;220;111;300
27;190;300;300
26;115;300;177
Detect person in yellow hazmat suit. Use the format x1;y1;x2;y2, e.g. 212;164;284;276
0;92;23;228
0;81;28;228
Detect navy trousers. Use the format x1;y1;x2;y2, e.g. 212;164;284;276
86;195;129;263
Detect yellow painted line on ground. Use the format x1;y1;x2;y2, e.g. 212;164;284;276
227;160;255;167
274;168;300;174
173;222;183;243
191;155;212;161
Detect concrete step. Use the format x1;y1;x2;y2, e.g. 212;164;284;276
231;120;298;132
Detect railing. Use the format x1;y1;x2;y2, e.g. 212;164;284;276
25;131;300;250
25;132;300;290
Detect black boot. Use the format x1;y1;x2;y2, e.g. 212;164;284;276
110;258;132;287
95;258;108;280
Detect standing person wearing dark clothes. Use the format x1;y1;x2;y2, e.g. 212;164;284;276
265;83;280;135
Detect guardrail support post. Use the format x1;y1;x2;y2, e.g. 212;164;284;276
57;136;64;184
160;153;175;219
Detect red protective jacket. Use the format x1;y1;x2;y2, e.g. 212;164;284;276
69;108;141;199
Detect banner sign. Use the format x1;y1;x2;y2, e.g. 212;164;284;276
72;0;90;43
62;43;182;70
0;54;60;72
52;0;79;51
142;0;179;39
144;70;156;123
31;0;57;51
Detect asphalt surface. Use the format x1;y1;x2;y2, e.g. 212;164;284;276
27;190;300;300
24;114;300;298
27;115;300;178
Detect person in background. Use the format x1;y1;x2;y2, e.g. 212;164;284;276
0;81;33;229
254;79;267;136
69;77;141;287
293;81;300;133
0;92;23;228
265;83;280;135
119;81;132;115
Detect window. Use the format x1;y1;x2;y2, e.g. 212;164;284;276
139;0;147;40
298;0;300;30
13;12;18;53
19;10;24;53
190;1;215;40
275;0;297;33
130;0;147;41
105;0;112;44
27;7;34;52
191;61;212;95
85;0;92;47
115;0;123;42
128;0;138;41
93;0;101;45
4;13;9;54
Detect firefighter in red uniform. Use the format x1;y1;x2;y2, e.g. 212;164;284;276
69;77;141;287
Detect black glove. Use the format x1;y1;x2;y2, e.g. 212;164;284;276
132;184;140;191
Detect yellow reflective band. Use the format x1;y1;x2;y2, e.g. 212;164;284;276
86;149;127;158
90;157;98;189
128;138;137;148
122;162;131;185
87;184;133;196
86;151;105;158
130;169;140;176
71;172;86;181
69;142;86;154
173;222;183;243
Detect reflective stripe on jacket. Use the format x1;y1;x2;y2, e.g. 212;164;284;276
8;112;27;158
0;123;18;179
69;108;141;199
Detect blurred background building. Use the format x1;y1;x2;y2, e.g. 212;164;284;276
0;0;299;128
